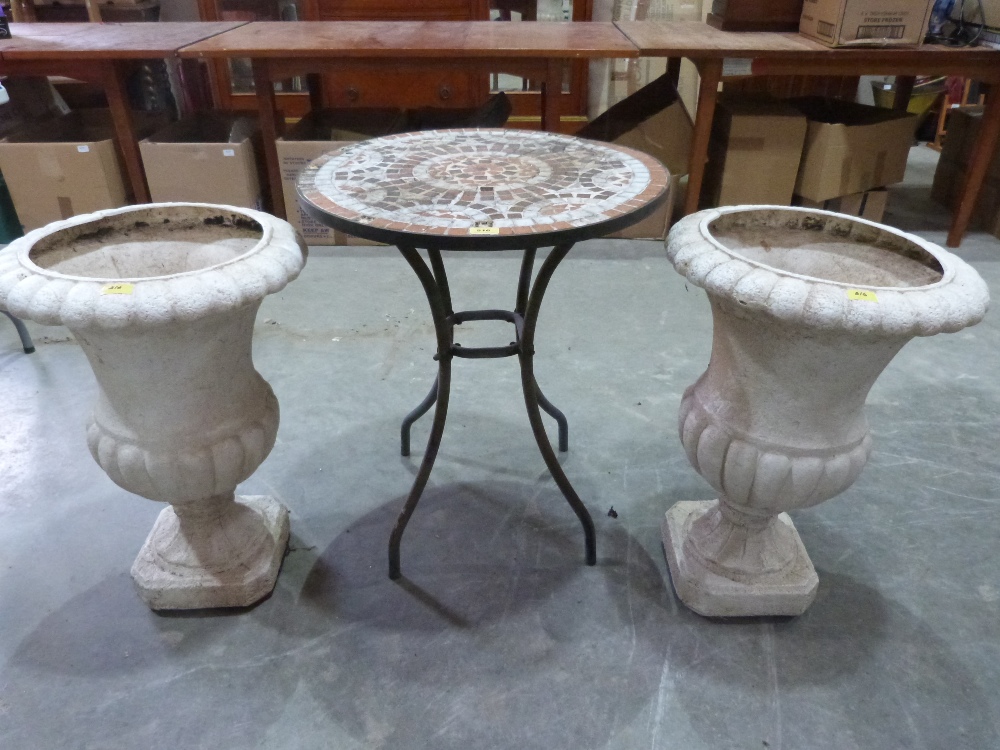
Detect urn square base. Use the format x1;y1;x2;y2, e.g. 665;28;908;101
662;500;818;617
131;495;290;611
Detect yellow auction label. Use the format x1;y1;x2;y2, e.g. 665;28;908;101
469;227;500;236
100;283;135;295
846;289;878;302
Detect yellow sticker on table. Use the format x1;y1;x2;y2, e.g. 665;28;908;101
846;289;878;302
101;283;134;295
469;226;500;236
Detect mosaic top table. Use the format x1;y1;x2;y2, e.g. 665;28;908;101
298;128;670;579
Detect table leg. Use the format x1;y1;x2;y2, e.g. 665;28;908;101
893;75;915;111
514;248;568;453
948;83;1000;247
102;61;150;204
519;242;596;566
2;311;35;354
401;377;439;457
684;58;723;216
392;242;590;578
667;57;682;88
390;246;455;580
252;58;286;219
306;73;324;111
541;58;563;133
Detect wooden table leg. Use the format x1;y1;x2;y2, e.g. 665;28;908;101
306;73;324;111
252;58;286;219
893;75;916;111
541;58;562;133
948;83;1000;247
684;58;722;216
667;57;682;88
102;61;150;204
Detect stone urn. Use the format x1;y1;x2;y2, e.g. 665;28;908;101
664;206;989;617
0;204;307;610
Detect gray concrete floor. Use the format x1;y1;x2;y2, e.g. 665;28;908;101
1;146;998;749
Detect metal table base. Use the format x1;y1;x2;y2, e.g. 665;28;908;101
389;243;597;580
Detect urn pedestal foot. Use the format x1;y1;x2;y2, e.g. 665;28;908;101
662;501;818;617
131;495;290;611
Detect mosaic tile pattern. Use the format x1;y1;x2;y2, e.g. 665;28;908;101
297;129;669;242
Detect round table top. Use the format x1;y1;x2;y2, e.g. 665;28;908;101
296;128;670;250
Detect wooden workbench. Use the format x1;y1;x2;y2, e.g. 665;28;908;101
617;21;1000;247
178;20;638;220
0;22;247;203
1;20;997;245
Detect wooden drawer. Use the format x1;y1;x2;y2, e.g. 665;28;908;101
304;0;487;21
322;69;486;108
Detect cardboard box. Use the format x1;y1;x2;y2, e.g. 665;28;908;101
578;72;694;239
0;109;161;232
275;108;404;246
703;96;808;208
796;187;889;222
140;114;263;210
799;0;934;47
790;97;917;202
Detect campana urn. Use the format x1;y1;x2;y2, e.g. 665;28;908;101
0;204;307;609
663;206;989;617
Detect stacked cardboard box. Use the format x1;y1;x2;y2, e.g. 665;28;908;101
800;0;935;47
930;107;1000;238
702;96;808;208
785;96;917;221
790;97;917;201
698;95;914;220
0;109;164;232
140;114;264;211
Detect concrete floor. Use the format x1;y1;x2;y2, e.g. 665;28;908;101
1;147;998;749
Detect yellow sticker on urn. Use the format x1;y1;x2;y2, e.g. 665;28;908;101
101;283;135;295
846;289;878;302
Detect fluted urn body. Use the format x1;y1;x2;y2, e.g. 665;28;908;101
0;204;307;609
664;207;989;617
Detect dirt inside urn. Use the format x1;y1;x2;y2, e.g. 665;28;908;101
28;206;263;279
709;209;944;288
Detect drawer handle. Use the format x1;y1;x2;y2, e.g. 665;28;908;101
438;85;452;101
346;86;360;102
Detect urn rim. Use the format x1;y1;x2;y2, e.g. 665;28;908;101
698;205;952;292
0;203;307;329
13;203;274;284
666;205;990;336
